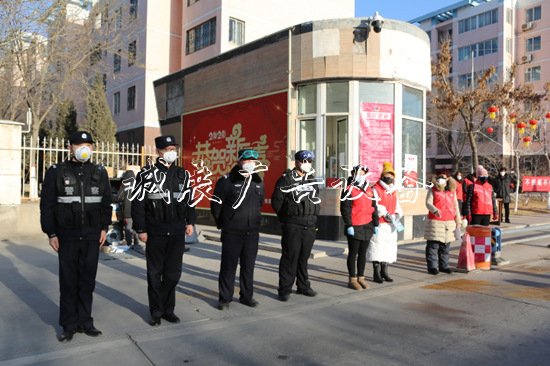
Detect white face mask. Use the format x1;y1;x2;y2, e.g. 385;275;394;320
437;178;447;186
242;162;256;173
163;150;178;164
355;174;367;185
300;162;312;173
74;146;92;162
456;175;462;181
500;172;506;177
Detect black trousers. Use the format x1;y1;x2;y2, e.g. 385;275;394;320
58;237;100;332
347;237;370;277
471;214;490;226
278;223;316;296
503;202;510;221
146;234;186;318
218;231;259;303
425;240;450;270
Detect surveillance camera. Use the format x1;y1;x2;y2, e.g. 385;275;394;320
371;11;384;33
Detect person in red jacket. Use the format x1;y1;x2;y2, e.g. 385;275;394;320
463;165;497;226
453;170;464;214
340;165;379;290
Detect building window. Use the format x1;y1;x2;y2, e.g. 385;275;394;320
459;9;497;34
186;17;216;54
102;74;107;90
129;0;138;19
166;80;184;118
402;118;424;186
187;0;199;5
458;16;477;34
127;86;136;110
526;36;541;52
101;4;109;27
506;37;512;54
458;38;497;60
526;6;542;22
115;7;122;31
229;17;245;45
325;116;348;178
297;119;316;154
326;82;348;113
298;84;317;115
506;9;512;24
128;40;136;66
90;43;102;66
114;92;120;114
403;86;423;119
525;66;541;82
458;74;473;89
113;50;121;73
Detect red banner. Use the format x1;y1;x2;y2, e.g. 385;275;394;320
181;92;287;212
522;176;550;192
359;103;394;180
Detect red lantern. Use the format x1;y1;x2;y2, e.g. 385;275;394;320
546;112;550;122
488;105;499;120
529;119;538;130
509;112;517;124
517;121;527;135
523;136;532;146
486;127;494;134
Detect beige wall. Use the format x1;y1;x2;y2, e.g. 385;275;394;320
0;121;22;205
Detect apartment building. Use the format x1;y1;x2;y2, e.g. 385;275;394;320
412;0;550;174
97;0;354;146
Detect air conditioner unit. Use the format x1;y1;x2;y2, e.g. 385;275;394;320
522;54;533;63
522;22;533;31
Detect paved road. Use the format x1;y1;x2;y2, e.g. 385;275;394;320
0;222;549;365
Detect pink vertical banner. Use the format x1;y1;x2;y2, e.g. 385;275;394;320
360;102;394;180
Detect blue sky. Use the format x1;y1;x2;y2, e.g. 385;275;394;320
355;0;460;22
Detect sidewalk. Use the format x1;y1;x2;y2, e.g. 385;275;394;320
0;207;549;364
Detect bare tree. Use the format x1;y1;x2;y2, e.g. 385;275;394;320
430;41;550;171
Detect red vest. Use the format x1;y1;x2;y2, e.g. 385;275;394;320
456;181;463;201
428;188;456;221
374;182;397;224
472;181;493;215
347;186;375;226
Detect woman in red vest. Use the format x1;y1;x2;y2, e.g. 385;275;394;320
463;165;497;226
340;165;379;290
424;170;462;275
368;162;403;283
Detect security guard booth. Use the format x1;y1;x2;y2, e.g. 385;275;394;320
154;18;431;240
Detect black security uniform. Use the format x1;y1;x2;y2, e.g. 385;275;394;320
211;165;265;304
132;158;196;320
40;159;111;334
272;169;320;297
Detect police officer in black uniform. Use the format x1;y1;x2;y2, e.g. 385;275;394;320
40;131;112;342
211;149;265;310
132;135;195;326
272;150;320;301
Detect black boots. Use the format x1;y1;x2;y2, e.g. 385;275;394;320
380;262;393;282
373;262;383;283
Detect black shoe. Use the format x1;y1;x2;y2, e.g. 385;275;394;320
296;288;317;297
76;326;103;337
428;268;439;275
162;313;180;323
239;298;259;308
439;268;453;274
148;317;161;326
278;294;290;302
57;330;75;342
218;301;230;310
505;219;511;223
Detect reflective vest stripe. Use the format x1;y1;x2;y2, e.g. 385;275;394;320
57;196;103;203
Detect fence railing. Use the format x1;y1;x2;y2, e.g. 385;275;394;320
21;136;158;198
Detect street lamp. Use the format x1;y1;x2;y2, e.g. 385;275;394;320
353;11;384;51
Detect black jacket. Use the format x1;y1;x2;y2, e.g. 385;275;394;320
491;174;513;203
131;159;196;236
271;169;320;227
210;165;265;233
40;160;112;240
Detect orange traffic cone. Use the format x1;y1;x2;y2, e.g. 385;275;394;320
456;232;476;272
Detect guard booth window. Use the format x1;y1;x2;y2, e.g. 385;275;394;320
325;116;348;178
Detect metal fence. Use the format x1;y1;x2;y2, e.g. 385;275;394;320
21;136;158;198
